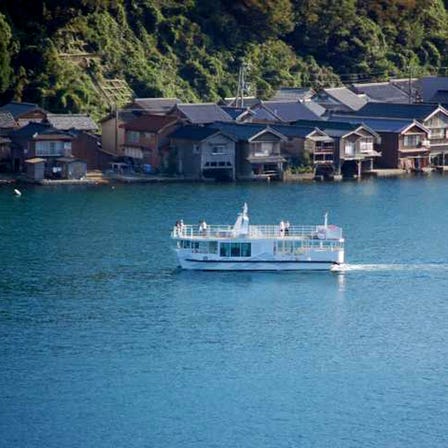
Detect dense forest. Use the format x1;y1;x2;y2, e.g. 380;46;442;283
1;0;448;118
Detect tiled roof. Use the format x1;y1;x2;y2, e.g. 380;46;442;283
271;87;316;102
429;90;448;104
209;122;283;141
224;97;261;107
249;104;281;122
351;82;411;103
0;111;17;129
0;101;45;118
295;119;358;130
123;114;178;132
169;126;224;141
262;101;325;121
417;77;448;102
330;115;425;133
46;114;98;131
322;87;367;111
220;106;253;120
132;98;180;113
9;122;72;139
176;103;233;124
271;124;318;138
352;102;442;120
303;100;327;117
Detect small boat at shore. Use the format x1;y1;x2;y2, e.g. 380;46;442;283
171;204;345;271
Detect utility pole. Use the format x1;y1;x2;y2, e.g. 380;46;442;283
408;64;412;104
236;62;249;108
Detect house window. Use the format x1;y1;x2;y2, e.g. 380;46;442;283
253;142;272;156
403;134;421;147
359;138;373;153
35;141;65;156
344;141;355;155
429;128;445;139
127;131;139;143
211;145;225;155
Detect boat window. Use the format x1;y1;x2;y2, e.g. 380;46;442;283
241;243;251;257
209;241;218;254
220;242;231;257
181;240;191;249
219;242;251;257
231;243;240;257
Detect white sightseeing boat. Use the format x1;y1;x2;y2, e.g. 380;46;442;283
171;204;345;271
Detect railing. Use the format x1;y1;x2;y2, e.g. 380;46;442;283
172;224;343;240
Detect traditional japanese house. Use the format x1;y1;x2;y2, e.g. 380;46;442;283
272;124;335;174
295;120;381;178
120;114;179;172
331;115;431;170
169;126;236;180
210;122;287;180
346;102;448;167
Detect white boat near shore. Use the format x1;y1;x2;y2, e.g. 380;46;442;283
171;204;345;271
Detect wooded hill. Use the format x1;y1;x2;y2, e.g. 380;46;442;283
1;0;448;119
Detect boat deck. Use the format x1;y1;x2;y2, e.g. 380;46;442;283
172;224;342;240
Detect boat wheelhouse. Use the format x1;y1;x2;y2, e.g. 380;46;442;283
171;204;344;271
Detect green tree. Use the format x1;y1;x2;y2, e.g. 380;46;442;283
0;13;12;93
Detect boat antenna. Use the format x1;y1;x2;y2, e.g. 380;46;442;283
324;211;328;228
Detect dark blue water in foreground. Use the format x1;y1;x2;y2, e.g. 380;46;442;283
1;178;448;447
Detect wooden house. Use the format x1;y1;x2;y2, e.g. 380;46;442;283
331;115;431;170
0;101;47;127
347;103;448;167
295;120;381;178
120;114;179;172
169;126;236;181
24;158;46;181
9;122;74;175
272;124;335;173
210;122;287;180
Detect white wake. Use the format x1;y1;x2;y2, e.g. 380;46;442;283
331;263;448;273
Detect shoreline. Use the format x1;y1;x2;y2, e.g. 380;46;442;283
0;167;444;187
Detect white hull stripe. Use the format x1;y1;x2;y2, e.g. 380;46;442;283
185;258;340;264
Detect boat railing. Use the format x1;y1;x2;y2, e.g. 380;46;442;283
172;224;343;240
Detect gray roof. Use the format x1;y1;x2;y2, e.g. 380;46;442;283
176;103;233;124
330;115;425;133
271;87;316;102
46;114;98;131
322;87;367;111
210;122;284;141
169;126;226;141
0;111;17;129
220;106;254;121
418;77;448;103
302;100;327;117
249;104;282;122
224;97;261;108
350;102;443;121
0;101;46;119
272;124;323;138
132;98;180;114
351;82;411;103
262;101;325;122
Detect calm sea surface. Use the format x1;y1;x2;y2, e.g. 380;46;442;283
1;177;448;447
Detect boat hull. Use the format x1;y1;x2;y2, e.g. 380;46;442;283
178;258;340;271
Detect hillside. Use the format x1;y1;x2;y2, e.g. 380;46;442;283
1;0;448;119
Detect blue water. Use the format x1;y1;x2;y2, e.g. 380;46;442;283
1;178;448;447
